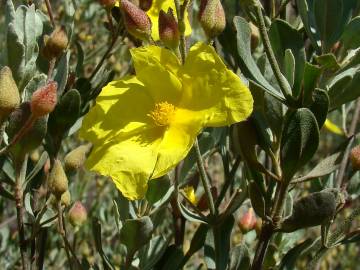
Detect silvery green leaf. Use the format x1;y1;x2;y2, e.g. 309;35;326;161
22;73;47;101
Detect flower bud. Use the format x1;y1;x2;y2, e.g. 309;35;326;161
30;81;57;118
350;145;360;171
61;190;71;207
49;159;68;198
280;191;337;233
0;66;20;120
42;26;68;60
68;201;88;227
159;9;180;49
238;208;257;233
198;0;226;38
64;144;92;172
98;0;116;8
139;0;152;11
120;0;152;41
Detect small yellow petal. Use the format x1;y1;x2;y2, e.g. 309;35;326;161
182;186;197;205
147;0;192;41
324;119;344;135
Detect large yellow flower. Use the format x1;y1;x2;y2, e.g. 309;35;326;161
79;43;253;200
147;0;192;40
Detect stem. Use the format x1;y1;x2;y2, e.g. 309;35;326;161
57;202;81;269
44;0;56;28
47;58;56;82
274;0;291;18
89;21;124;81
194;138;216;216
15;157;29;270
254;4;292;100
0;115;36;157
336;98;360;187
251;223;273;270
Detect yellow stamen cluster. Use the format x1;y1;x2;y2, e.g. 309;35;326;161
148;101;175;126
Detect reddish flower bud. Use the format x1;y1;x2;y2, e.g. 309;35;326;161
120;0;152;41
350;145;360;171
68;201;88;227
42;26;68;60
238;208;257;233
198;0;226;38
159;8;180;49
139;0;152;11
98;0;116;8
30;81;57;118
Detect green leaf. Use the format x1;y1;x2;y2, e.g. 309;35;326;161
293;151;342;182
7;23;25;82
138;236;170;270
204;215;234;270
315;54;340;71
278;239;314;270
341;16;360;50
328;68;360;109
296;0;321;52
25;151;48;188
120;216;154;254
48;89;81;136
302;62;322;106
314;0;356;52
309;88;329;128
146;176;171;205
269;19;306;96
22;73;47;101
233;16;285;102
155;245;184;270
53;52;70;95
248;180;266;218
283;49;295;88
281;108;320;181
229;244;250;270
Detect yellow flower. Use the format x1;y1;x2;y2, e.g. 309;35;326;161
79;43;253;200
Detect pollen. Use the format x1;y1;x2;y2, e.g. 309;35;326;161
148;101;176;126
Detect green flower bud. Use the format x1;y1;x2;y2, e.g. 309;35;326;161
60;190;71;207
0;66;20;120
120;0;152;41
68;201;88;227
64;144;92;172
159;8;180;49
6;102;47;157
198;0;226;39
49;159;68;198
42;26;68;60
280;191;337;232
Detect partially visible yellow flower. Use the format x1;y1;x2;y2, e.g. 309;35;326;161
147;0;192;40
324;119;344;136
115;0;192;41
80;42;253;200
182;186;197;205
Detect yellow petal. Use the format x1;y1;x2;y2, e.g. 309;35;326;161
79;76;154;145
130;46;182;104
324;119;344;135
179;42;253;127
85;128;163;200
152;108;202;178
182;186;197;205
147;0;192;41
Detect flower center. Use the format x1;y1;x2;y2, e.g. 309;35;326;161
148;101;176;126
